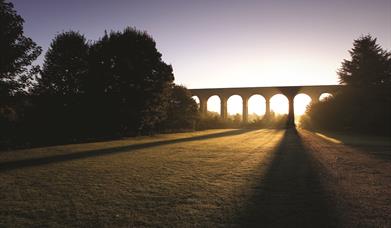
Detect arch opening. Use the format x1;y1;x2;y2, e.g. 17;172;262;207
248;94;266;121
294;93;312;125
191;96;200;109
294;93;312;116
207;95;221;116
270;94;289;115
319;93;333;101
227;95;243;121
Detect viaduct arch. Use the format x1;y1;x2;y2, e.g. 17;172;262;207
190;85;341;127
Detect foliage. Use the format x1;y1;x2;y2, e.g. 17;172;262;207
36;31;89;96
301;88;391;135
302;35;391;135
246;112;288;129
196;112;228;129
0;0;41;96
25;31;91;143
338;35;391;86
196;112;289;130
88;27;174;135
1;26;188;148
160;85;199;131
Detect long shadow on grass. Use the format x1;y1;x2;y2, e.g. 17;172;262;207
0;129;254;172
235;129;340;227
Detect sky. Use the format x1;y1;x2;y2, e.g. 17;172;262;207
12;0;391;90
12;0;390;115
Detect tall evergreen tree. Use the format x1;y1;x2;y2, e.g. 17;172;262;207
0;0;41;96
338;35;391;86
302;35;391;134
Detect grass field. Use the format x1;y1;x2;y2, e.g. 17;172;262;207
1;129;390;227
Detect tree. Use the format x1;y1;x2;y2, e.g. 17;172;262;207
30;31;90;141
301;35;391;135
0;0;41;96
161;85;199;130
338;35;391;86
37;31;89;96
88;27;174;135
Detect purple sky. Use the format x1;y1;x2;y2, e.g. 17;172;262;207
12;0;391;88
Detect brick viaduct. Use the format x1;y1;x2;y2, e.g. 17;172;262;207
189;85;341;127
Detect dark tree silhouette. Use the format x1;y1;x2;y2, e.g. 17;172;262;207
0;0;41;97
88;27;174;135
302;35;391;135
161;85;199;130
27;31;91;143
0;0;41;149
338;35;391;86
36;31;89;96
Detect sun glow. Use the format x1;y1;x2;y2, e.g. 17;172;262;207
199;92;319;118
227;95;242;115
207;95;220;114
248;95;266;116
319;93;333;101
294;94;312;115
270;94;288;114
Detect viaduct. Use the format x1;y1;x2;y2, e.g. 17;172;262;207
189;85;341;127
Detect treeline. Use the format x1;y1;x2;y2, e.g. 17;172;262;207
0;1;198;149
198;112;289;129
301;35;391;135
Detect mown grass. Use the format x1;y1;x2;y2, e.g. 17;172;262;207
0;129;284;227
1;129;390;227
300;130;391;227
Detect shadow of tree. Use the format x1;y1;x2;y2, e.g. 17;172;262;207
0;129;253;172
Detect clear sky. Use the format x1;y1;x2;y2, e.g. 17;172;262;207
12;0;391;89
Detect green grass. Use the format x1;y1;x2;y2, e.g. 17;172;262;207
1;129;390;227
0;129;284;227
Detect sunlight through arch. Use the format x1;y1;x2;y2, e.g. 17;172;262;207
248;95;266;120
207;95;221;114
319;93;333;101
191;96;200;108
294;93;312;116
270;94;288;114
227;95;242;115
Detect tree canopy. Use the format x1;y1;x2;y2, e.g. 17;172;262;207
302;35;391;135
88;27;175;134
0;2;200;148
161;85;199;130
37;31;89;96
338;35;391;86
0;0;41;96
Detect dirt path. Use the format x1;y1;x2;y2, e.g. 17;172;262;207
1;129;390;227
